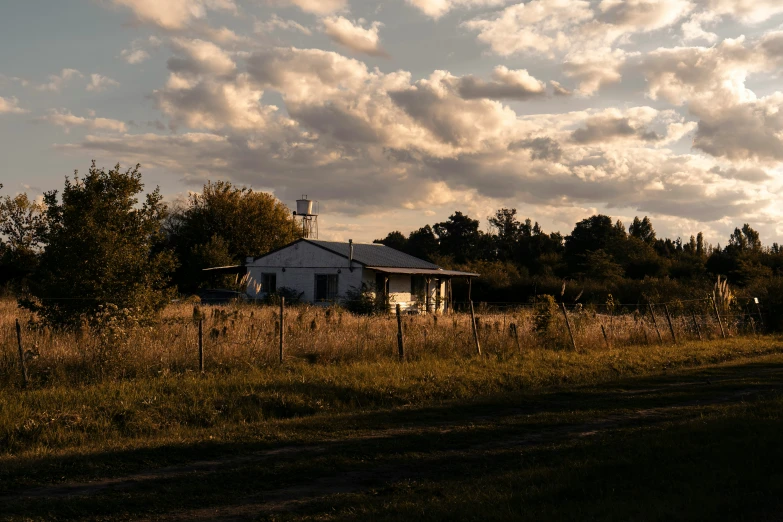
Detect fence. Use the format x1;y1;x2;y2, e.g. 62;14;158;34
0;296;770;388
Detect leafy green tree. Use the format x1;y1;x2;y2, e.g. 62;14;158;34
488;208;521;261
374;231;407;251
167;181;301;291
565;215;627;272
582;249;624;282
629;216;656;244
21;162;176;327
434;211;482;263
406;225;439;261
0;192;46;289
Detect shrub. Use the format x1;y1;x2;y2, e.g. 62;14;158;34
343;284;377;315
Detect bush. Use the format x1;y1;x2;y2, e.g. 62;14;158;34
747;277;783;333
266;287;304;306
343;284;378;315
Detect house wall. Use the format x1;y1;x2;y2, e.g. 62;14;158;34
366;270;447;313
246;241;449;312
246;241;363;303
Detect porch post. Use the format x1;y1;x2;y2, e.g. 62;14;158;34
425;277;431;314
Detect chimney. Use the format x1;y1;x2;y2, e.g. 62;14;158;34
349;239;354;271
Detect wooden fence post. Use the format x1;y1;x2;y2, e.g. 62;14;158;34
601;324;610;349
691;312;702;341
469;301;482;356
710;296;727;339
663;305;677;344
755;299;765;330
648;304;663;344
198;318;204;373
15;319;29;388
279;297;285;363
511;323;522;353
396;304;405;360
560;303;577;351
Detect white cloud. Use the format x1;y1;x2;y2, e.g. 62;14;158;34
255;14;312;35
35;68;83;92
707;0;783;24
323;17;386;57
462;0;593;57
0;96;27;114
86;74;120;92
120;36;163;64
274;0;347;15
450;66;546;100
681;10;719;43
405;0;509;19
641;33;783;162
563;48;632;95
108;0;237;30
168;38;237;76
463;0;694;59
38;109;127;133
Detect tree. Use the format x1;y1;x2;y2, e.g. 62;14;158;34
374;231;407;252
406;225;439;261
21;161;176;327
629;216;656;244
434;211;481;263
167;181;301;291
488;208;521;261
0;192;46;288
565;215;626;272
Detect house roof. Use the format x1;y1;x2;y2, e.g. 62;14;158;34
305;240;441;269
368;267;479;277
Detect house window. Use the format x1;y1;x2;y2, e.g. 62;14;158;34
411;275;426;299
315;274;339;301
261;273;277;294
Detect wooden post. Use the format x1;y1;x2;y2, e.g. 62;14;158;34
15;319;29;388
663;305;677;344
600;324;610;349
198;318;204;373
755;299;764;330
396;304;404;360
468;277;472;302
469;300;482;356
710;296;726;339
691;312;702;341
648;304;663;344
511;323;522;353
279;297;285;363
560;303;577;351
425;278;431;314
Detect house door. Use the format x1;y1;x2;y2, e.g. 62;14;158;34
375;273;389;301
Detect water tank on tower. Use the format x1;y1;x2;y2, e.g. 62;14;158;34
293;195;318;239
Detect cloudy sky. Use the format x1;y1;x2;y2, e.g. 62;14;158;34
1;0;783;245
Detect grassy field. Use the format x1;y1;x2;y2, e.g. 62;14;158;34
1;332;783;520
1;297;781;520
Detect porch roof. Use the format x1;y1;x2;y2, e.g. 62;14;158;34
366;266;479;277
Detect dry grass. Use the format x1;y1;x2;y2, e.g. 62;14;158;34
0;297;762;389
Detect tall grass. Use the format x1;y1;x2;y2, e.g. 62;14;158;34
0;297;763;390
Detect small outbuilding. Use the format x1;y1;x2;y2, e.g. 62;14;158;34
207;239;478;313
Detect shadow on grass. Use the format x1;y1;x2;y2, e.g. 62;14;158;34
1;359;782;521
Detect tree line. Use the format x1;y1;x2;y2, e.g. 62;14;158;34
374;211;783;327
1;161;782;330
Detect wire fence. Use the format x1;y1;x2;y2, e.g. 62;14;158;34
0;295;772;389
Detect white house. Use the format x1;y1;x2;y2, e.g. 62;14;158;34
211;239;478;313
